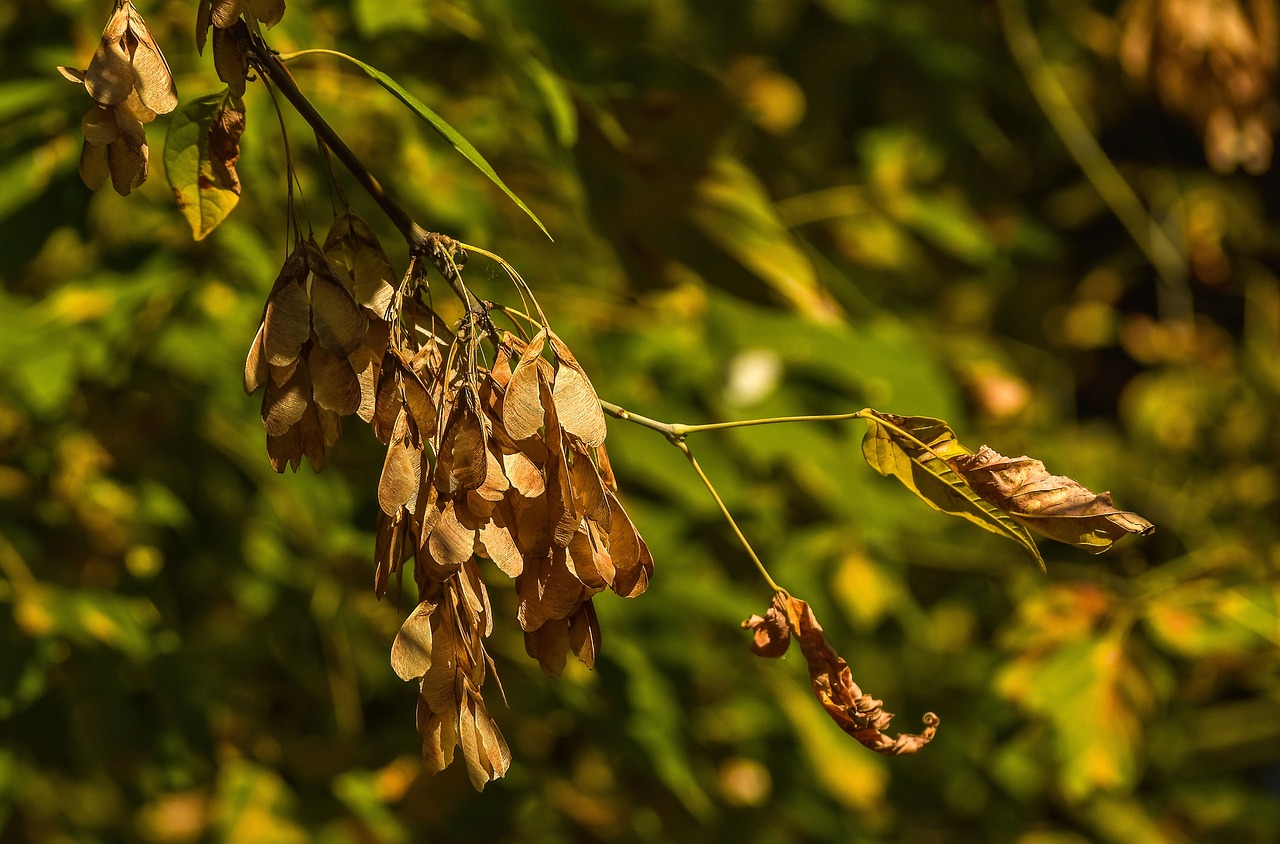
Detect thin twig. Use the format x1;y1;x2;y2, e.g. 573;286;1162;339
998;0;1193;323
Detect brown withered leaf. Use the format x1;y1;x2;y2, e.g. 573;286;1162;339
747;594;939;756
548;332;608;448
541;379;581;548
207;0;285;30
374;509;407;599
604;491;652;598
949;446;1155;554
524;616;571;678
324;210;398;315
564;528;607;590
85;2;177;115
570;451;611;529
208;98;245;195
298;402;326;470
307;343;361;416
517;550;585;633
503;329;546;440
741;600;791;658
391;599;437;681
501;449;544;499
266;423;302;473
86;5;133;106
594;442;618;492
211;21;249;98
372;355;406;444
80;140;110;191
472;447;510;503
477;512;523;577
459;688;511;790
106;128;148;195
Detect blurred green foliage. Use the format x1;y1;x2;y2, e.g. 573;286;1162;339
1;0;1279;841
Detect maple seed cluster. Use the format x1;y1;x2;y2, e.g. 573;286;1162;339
58;1;178;195
245;212;653;789
1120;0;1280;174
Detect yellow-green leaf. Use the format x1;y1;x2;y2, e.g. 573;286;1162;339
164;92;240;240
860;410;1045;570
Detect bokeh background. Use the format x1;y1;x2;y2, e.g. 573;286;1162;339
2;0;1279;841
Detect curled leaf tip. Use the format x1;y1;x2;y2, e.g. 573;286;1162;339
745;593;939;757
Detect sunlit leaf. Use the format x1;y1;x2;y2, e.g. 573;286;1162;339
860;410;1046;569
164;93;241;240
279;49;551;238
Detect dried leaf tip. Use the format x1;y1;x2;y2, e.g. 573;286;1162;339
745;594;939;756
950;446;1155;554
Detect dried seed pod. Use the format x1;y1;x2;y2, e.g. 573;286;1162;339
435;397;488;497
502;329;546;440
378;409;421;515
391;599;437;681
307;245;367;358
548;332;608;448
262;247;310;366
308;343;361;416
262;360;309;436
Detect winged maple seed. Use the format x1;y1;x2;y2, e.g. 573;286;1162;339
197;0;286;54
743;594;939;756
57;1;177;196
949;446;1156;553
240;212;652;788
243;238;367;471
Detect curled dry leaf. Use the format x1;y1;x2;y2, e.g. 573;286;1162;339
211;21;250;98
744;594;939;756
950;446;1155;553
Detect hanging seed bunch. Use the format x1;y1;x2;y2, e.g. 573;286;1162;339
245;211;653;789
57;0;178;195
1120;0;1280;174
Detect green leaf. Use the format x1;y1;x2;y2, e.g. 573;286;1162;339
164;93;240;241
280;49;551;239
860;410;1045;569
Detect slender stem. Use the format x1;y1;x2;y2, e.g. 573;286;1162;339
998;0;1192;323
674;439;784;594
251;37;422;247
248;36;478;311
599;399;682;441
675;410;869;435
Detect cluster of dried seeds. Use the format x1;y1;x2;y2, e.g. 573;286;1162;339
245;212;652;788
1121;0;1279;173
57;1;177;195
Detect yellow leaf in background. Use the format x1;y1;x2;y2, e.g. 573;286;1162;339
773;676;888;816
997;583;1154;803
691;156;841;323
